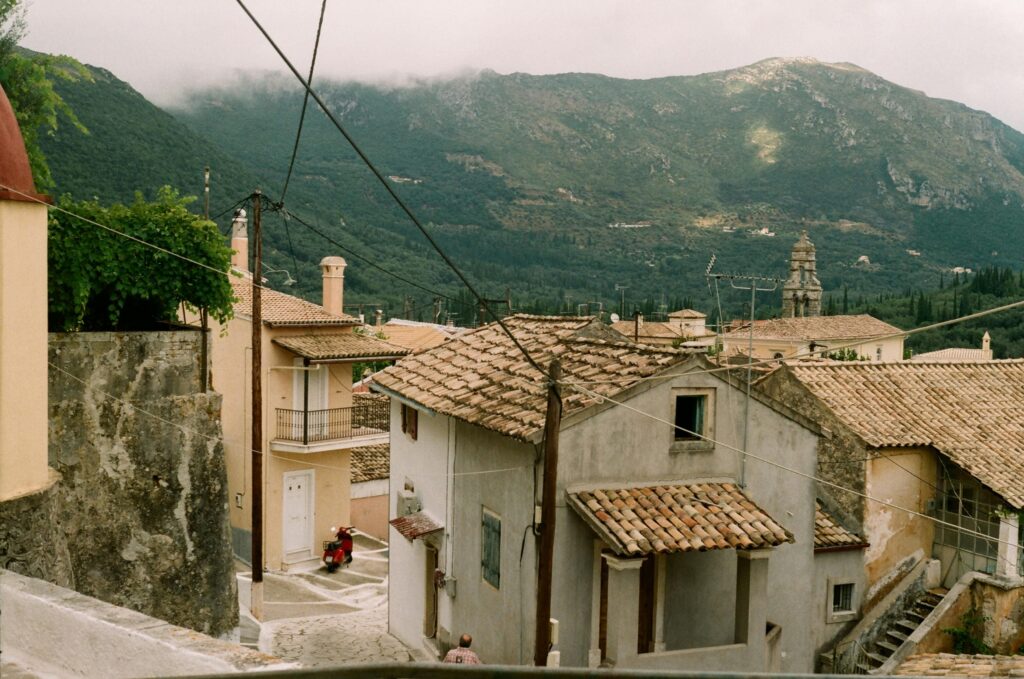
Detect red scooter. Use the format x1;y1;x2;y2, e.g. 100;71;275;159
322;526;353;573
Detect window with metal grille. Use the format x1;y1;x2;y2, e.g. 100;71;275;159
481;508;501;589
674;395;705;440
832;583;854;613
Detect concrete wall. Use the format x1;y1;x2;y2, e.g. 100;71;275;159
1;569;286;677
48;331;237;635
351;481;389;541
388;402;537;664
864;448;937;586
812;548;867;656
208;310;354;570
0;199;49;500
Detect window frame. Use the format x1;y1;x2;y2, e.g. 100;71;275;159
669;387;715;453
826;579;858;623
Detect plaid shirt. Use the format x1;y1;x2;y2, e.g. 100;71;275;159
443;647;482;665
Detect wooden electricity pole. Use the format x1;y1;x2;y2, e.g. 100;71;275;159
250;190;264;619
534;358;562;666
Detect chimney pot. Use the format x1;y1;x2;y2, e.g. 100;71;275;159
319;256;347;316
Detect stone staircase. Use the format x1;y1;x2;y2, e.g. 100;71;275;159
855;588;947;673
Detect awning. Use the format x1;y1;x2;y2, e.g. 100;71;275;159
567;481;793;556
390;511;443;541
273;334;410;362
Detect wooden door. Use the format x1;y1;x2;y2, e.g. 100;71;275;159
423;544;438;637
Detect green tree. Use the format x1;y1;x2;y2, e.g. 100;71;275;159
48;187;235;331
0;0;89;190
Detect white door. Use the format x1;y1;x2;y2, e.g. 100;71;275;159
283;470;314;560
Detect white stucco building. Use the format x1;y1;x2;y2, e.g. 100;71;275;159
372;314;858;672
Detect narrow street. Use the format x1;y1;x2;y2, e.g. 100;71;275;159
237;531;417;668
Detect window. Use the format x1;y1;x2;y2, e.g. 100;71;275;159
674;396;705;440
401;404;418;441
876;347;883;362
481;508;501;589
670;389;715;453
827;580;858;623
832;583;854;613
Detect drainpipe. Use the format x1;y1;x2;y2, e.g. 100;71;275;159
303;358;310;446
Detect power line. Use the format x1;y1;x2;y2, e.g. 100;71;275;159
278;0;327;205
564;378;1024;558
233;0;546;378
570;296;1024;385
277;205;461;304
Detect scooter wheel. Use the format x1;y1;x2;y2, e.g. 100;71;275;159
326;562;339;573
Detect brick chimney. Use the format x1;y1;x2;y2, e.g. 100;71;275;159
230;209;248;273
320;256;347;316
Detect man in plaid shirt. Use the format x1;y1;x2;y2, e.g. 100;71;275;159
443;634;482;664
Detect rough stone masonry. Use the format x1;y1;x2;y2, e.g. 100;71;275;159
1;331;237;636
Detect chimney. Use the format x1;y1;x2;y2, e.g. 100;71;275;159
375;309;383;329
230;209;248;273
319;256;347;316
982;331;992;360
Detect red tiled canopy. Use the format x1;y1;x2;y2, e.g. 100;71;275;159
568;482;794;556
390;511;443;541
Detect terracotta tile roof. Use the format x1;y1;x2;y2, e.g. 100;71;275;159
814;501;866;550
567;482;794;556
610;320;714;341
787;361;1024;508
668;309;706;319
722;314;902;341
273;334;410;361
911;348;991;362
896;653;1024;677
351;444;389;484
377;323;461;352
231;277;358;327
390;511;443;540
372;315;695;441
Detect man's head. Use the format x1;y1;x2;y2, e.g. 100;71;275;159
459;633;473;648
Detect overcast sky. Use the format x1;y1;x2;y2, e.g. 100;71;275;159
22;0;1024;131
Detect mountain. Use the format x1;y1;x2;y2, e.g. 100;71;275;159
40;57;1024;322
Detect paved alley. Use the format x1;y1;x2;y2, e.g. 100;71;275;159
237;531;416;668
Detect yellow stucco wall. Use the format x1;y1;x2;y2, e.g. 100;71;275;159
0;200;50;500
205;305;356;570
864;447;937;587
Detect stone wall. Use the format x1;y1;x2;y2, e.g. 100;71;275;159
0;470;74;587
42;331;236;635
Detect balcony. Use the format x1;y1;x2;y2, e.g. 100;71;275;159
272;395;389;453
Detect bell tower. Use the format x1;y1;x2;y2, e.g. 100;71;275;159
782;231;822;317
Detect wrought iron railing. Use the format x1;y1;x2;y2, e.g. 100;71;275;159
275;397;388;444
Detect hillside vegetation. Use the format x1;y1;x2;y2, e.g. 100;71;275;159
40;57;1024;325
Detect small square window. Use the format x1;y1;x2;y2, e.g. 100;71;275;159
674;395;705;440
832;583;854;613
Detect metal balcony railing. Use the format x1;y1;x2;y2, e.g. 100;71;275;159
275;397;389;445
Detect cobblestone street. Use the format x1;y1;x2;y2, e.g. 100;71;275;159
238;531;416;668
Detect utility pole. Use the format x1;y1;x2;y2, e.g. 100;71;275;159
200;166;210;392
534;358;562;666
403;297;412;320
433;297;442;324
250;190;264;620
705;259;782;487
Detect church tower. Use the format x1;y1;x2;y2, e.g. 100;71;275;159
782;231;822;317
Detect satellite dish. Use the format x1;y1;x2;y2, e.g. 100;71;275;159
610;313;620;323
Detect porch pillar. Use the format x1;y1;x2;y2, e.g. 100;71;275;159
602;553;643;666
653;554;667;652
735;549;771;663
996;514;1020;579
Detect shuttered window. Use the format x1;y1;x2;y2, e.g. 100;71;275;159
401;404;418;441
481;508;501;589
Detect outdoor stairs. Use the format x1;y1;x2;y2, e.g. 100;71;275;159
855;588;947;674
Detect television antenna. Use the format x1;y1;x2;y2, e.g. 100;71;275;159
704;254;784;487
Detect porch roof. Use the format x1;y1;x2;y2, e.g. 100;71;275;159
273;334;410;362
389;511;443;540
814;501;867;550
567;481;793;556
